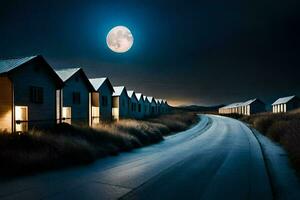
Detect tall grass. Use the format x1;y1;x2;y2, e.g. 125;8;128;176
0;111;198;177
222;111;300;176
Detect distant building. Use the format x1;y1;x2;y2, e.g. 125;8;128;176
55;68;95;126
161;99;168;113
135;93;145;119
89;78;114;121
156;99;164;114
219;99;265;115
127;90;139;118
147;96;157;116
112;86;130;120
272;95;300;113
0;55;63;132
143;96;151;116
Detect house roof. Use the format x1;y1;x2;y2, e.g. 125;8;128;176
89;77;114;92
220;98;264;109
143;96;150;103
135;93;144;101
147;96;156;104
55;67;94;91
55;68;81;82
127;90;135;98
113;86;126;96
241;99;258;106
127;90;138;101
0;55;63;87
0;56;38;74
156;99;163;104
220;102;244;109
272;95;296;105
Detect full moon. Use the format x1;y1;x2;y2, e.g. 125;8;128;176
106;26;133;53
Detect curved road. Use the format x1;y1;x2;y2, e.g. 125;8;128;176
0;115;273;200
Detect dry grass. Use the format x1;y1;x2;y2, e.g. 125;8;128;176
0;111;199;177
222;112;300;176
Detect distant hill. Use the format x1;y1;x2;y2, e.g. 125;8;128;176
177;104;224;112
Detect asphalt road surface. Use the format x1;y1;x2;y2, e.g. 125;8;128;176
0;115;274;200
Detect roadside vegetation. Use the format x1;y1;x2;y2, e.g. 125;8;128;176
222;111;300;176
0;111;198;177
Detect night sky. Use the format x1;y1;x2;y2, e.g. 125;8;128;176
0;0;299;106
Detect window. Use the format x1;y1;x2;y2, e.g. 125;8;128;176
101;96;108;107
30;86;43;104
138;104;141;112
72;92;81;104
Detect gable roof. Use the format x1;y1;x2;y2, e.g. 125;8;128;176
156;99;163;104
55;68;81;82
0;56;38;74
220;98;264;109
0;55;63;87
147;96;156;104
127;90;138;102
143;96;150;104
272;95;297;105
113;86;127;97
55;67;94;91
135;93;144;101
89;77;114;92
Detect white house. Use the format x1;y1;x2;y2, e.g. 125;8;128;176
0;55;63;132
55;68;95;126
89;78;114;122
219;99;265;115
135;93;145;119
127;90;139;118
272;95;300;113
112;86;130;120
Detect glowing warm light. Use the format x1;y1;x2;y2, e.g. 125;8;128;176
15;106;28;132
92;106;100;125
106;26;133;53
62;107;71;124
112;108;119;120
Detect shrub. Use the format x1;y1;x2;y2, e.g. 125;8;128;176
0;111;199;177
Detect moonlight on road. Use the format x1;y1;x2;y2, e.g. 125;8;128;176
106;26;133;53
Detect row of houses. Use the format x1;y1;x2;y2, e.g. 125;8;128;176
219;95;300;115
0;55;171;133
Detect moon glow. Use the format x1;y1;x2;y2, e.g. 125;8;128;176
106;26;133;53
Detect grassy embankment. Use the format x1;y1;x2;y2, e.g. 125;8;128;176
222;110;300;175
0;111;198;177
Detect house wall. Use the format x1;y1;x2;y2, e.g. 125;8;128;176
61;73;90;126
10;61;57;129
250;101;265;114
129;97;138;118
0;77;13;132
119;93;129;119
143;101;150;116
287;98;300;111
136;99;145;119
99;83;112;121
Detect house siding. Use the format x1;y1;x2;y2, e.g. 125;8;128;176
61;73;90;125
99;83;113;121
0;77;13;132
9;60;57;129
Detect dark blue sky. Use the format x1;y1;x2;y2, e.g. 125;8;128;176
0;0;299;106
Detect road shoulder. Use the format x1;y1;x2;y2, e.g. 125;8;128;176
251;128;300;200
